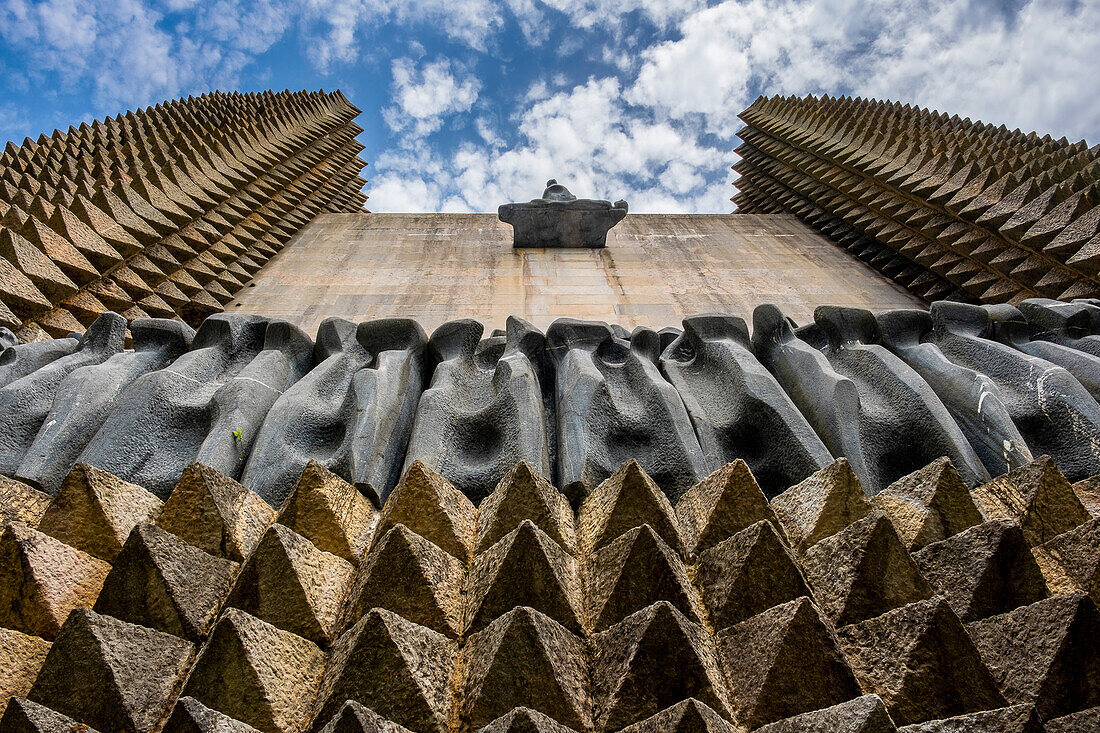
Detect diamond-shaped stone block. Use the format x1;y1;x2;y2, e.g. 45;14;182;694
277;460;376;563
770;459;871;555
870;457;982;550
374;461;475;562
676;459;782;557
477;461;576;554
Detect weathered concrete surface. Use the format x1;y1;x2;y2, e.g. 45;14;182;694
226;214;923;334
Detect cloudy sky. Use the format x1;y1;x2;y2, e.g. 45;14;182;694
1;0;1097;213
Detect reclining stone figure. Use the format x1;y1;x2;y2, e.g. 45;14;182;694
498;179;628;248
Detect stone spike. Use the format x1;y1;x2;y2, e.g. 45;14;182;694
36;462;163;563
0;628;52;718
1032;517;1099;605
157;463;275;562
475;708;580;732
870;457;983;550
373;460;476;563
317;701;415;733
578;459;685;557
276;460;376;563
753;695;897;732
312;607;456;732
182;608;326;733
458;606;589;732
894;705;1042;733
225;523;354;644
971;455;1090;545
27;608;193;733
477;461;576;554
0;698;99;732
0;475;52;527
676;459;782;556
164;697;263;733
616;699;737;732
770;458;872;554
1044;707;1100;733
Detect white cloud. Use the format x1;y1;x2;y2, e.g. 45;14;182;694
383;57;481;140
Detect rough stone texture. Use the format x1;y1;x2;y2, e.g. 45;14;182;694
477;461;576;554
894;705;1043;733
93;523;238;640
591;601;732;731
27;608;193;733
1032;517;1100;605
716;596;861;729
276;460;377;562
0;628;51;717
0;521;111;639
373;461;476;562
837;597;1007;725
615;699;736;732
1044;706;1100;733
0;697;99;733
800;510;933;626
965;592;1100;719
498;180;628;249
225;523;354;645
459;606;589;732
577;459;685;557
182;608;326;733
164;697;263;733
870;458;982;550
769;459;872;555
476;707;580;732
696;519;811;631
0;337;78;389
157;462;275;562
675;459;783;557
1073;474;1100;517
753;695;898;733
340;523;465;637
36;462;163;562
466;520;583;634
971;456;1091;545
318;701;416;733
912;519;1048;621
0;475;52;527
313;608;456;732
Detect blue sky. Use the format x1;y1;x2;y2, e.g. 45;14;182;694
1;0;1097;213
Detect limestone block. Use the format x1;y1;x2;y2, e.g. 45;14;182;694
675;459;784;557
373;461;475;563
476;708;579;732
971;456;1090;545
277;460;376;562
894;705;1042;732
870;458;983;550
1032;518;1100;605
578;460;685;557
318;701;416;733
770;459;871;555
0;628;51;717
0;476;51;527
476;461;575;554
616;699;737;732
164;697;263;733
0;697;99;732
754;695;897;732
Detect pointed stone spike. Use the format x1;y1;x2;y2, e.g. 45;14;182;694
971;456;1090;546
676;459;782;556
0;628;51;717
164;697;262;733
0;697;99;732
578;459;685;558
913;520;1048;621
374;461;475;562
93;523;238;640
340;523;465;637
477;461;576;554
894;704;1042;733
226;523;354;645
716;596;860;728
27;609;193;733
318;701;416;733
585;523;703;632
800;510;933;626
0;521;110;639
871;458;983;550
277;460;376;563
0;475;52;527
966;592;1100;718
157;463;275;562
36;462;163;563
1032;518;1100;605
1044;706;1100;733
458;606;589;732
466;520;583;634
592;601;732;731
182;608;326;733
838;597;1007;725
753;695;897;732
312;608;456;732
1073;475;1100;518
770;459;871;554
476;707;580;732
616;699;737;732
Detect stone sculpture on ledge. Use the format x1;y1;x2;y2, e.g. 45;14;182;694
498;180;628;248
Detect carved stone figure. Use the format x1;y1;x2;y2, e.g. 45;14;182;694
498;180;628;248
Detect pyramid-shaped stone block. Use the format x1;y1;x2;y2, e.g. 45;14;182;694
592;601;732;731
838;597;1006;725
0;521;110;639
458;606;589;732
27;608;193;733
276;460;376;563
476;707;580;732
870;458;982;550
753;695;897;733
913;520;1048;621
675;459;782;557
164;697;263;733
1032;517;1100;605
1073;475;1100;518
157;463;275;562
971;456;1090;545
1044;706;1100;733
0;697;99;733
93;523;238;640
770;459;871;555
477;461;576;554
37;462;163;563
616;699;737;732
313;607;456;732
578;460;685;558
182;608;326;733
0;476;51;527
226;523;354;644
374;461;475;562
0;628;52;717
317;701;416;733
894;704;1042;733
466;520;583;634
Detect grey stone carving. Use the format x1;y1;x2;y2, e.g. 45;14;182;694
15;319;195;494
0;312;127;479
403;317;553;504
498;180;628;249
243;317;428;508
546;318;705;504
0;327;16;352
660;314;832;497
1018;298;1100;359
0;336;79;389
752;305;988;496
